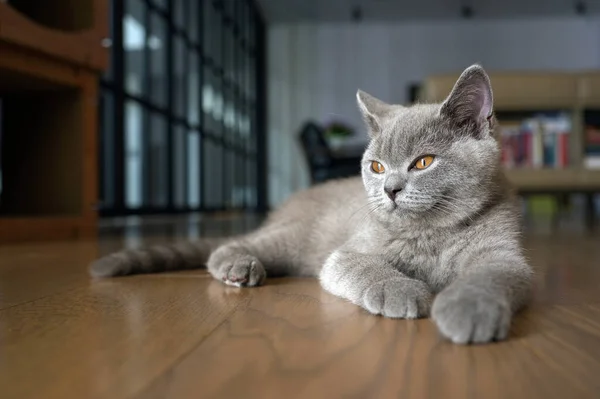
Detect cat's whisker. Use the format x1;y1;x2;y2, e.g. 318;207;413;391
360;200;386;223
364;203;385;222
348;198;382;222
432;200;478;224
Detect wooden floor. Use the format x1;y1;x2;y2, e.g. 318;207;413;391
1;215;600;399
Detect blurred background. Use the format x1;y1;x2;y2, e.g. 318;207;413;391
0;0;600;243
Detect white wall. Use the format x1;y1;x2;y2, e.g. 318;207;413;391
268;16;600;207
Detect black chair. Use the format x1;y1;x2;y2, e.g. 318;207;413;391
299;121;363;184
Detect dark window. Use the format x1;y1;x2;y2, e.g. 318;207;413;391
100;0;266;215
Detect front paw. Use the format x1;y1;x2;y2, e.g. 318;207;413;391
363;278;432;319
207;253;266;287
432;284;511;344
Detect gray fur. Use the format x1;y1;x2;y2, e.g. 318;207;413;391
90;65;533;344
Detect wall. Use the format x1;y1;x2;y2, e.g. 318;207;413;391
267;16;600;207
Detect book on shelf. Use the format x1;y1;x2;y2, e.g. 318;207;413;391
583;112;600;169
499;113;571;169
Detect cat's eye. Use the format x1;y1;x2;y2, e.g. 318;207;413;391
413;155;435;170
371;161;385;174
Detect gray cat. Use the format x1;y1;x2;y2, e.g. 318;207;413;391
90;65;533;344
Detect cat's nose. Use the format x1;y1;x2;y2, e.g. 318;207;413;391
384;187;402;201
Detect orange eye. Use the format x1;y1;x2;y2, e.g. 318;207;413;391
414;155;435;170
371;161;385;174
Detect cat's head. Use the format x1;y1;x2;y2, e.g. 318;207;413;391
357;65;501;227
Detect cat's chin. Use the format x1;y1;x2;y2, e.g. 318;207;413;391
375;205;428;224
376;203;468;228
395;202;437;216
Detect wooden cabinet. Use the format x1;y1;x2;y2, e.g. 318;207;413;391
0;0;108;243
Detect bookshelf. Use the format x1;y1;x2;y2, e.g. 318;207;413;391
420;71;600;195
0;0;108;243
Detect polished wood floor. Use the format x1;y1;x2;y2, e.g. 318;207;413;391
1;214;600;399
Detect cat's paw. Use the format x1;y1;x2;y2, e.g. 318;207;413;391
208;254;266;287
432;283;511;344
363;278;432;319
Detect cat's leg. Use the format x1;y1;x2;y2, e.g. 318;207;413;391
431;243;533;344
319;249;432;318
207;223;304;287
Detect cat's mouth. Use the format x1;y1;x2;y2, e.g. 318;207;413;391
391;202;433;218
394;195;437;214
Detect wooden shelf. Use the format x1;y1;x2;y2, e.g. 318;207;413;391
422;71;578;109
505;169;600;192
0;1;107;243
0;1;108;70
0;43;99;243
422;69;600;110
577;72;600;108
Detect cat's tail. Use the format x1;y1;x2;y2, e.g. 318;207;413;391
89;238;229;278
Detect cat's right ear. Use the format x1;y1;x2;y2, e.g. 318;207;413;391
356;90;391;136
440;64;493;130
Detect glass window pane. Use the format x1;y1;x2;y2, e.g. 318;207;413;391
106;0;262;213
249;59;256;101
173;125;186;208
241;106;248;144
189;0;200;44
241;109;250;142
203;65;216;135
213;73;224;135
205;4;222;63
227;32;239;84
234;102;241;142
187;130;201;208
244;54;252;100
149;13;167;108
124;0;147;97
150;0;166;10
242;1;249;35
245;4;252;46
222;93;230;142
237;52;246;102
204;139;222;208
174;36;187;118
249;109;257;152
214;14;223;63
188;52;200;126
234;153;245;207
248;8;255;48
125;100;144;209
224;91;236;146
246;159;256;208
203;2;215;60
230;153;239;207
101;0;114;81
174;0;186;30
225;28;235;82
149;113;168;207
224;0;235;20
223;148;233;208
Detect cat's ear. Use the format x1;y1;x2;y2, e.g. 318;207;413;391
440;64;493;131
356;90;392;136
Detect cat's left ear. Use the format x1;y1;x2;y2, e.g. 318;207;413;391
356;90;394;136
440;64;493;133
